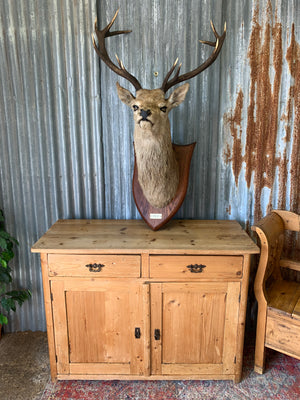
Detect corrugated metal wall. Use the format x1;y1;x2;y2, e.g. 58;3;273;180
0;0;299;332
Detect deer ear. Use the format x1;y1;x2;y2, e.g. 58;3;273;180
167;83;190;108
116;82;135;106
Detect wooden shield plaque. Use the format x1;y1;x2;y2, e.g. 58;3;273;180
133;143;196;230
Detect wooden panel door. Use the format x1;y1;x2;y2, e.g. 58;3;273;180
150;282;240;377
51;279;149;376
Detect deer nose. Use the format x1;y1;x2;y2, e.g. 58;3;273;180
140;109;151;120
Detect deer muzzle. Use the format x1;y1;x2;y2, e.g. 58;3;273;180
140;109;151;119
139;109;153;126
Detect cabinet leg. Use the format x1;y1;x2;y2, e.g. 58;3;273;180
254;364;264;374
234;375;242;384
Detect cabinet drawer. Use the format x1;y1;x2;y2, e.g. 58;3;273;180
149;255;243;279
48;254;141;277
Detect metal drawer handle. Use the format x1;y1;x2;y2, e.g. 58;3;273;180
85;263;105;272
186;264;206;273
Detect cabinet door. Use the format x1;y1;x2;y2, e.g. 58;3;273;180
51;279;149;377
150;282;240;377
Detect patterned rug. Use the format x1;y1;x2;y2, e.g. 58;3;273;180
41;340;300;400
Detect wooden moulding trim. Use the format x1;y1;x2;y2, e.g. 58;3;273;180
272;210;300;231
280;258;300;272
57;374;237;381
265;343;300;360
32;249;260;255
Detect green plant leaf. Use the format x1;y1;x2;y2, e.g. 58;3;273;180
0;230;13;240
6;289;32;305
0;210;30;327
1;249;14;263
0;263;11;273
0;314;8;324
0;237;8;250
1;297;17;312
0;236;17;250
0;268;12;283
0;290;31;314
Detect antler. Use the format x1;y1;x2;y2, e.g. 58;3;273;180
161;20;226;93
92;9;142;91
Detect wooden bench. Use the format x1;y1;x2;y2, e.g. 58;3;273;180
252;210;300;374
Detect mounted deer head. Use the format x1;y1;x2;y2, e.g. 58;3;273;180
92;9;226;208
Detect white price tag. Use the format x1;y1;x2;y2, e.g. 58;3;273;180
150;213;163;220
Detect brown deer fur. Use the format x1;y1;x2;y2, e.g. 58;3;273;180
117;82;189;208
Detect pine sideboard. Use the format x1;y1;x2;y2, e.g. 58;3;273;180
32;219;259;383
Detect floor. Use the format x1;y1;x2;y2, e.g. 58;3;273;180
0;331;50;400
0;330;299;400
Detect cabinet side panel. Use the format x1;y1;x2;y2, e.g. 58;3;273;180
40;254;57;380
235;254;252;381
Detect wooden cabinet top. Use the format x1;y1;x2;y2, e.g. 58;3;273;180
32;219;259;256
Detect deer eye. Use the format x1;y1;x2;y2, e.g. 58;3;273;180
133;105;139;111
160;106;167;113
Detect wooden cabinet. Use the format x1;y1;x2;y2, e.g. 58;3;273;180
32;219;259;382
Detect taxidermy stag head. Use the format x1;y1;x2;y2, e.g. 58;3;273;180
92;9;226;209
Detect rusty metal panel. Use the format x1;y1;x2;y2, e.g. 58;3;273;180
0;0;299;332
219;0;300;253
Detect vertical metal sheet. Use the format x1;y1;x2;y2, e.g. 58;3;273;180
0;0;101;332
0;0;299;332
